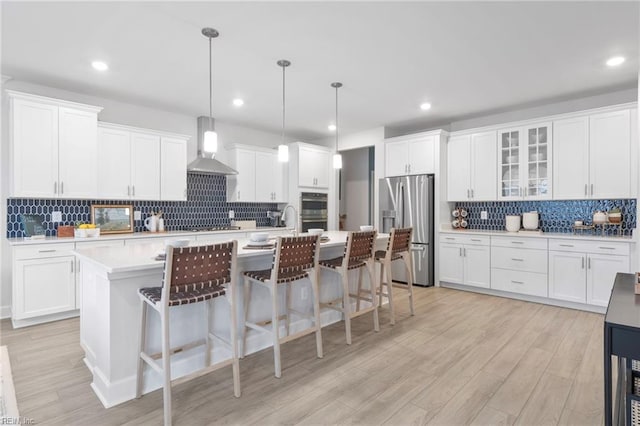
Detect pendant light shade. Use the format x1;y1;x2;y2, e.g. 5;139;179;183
331;82;343;169
277;59;291;162
202;27;219;155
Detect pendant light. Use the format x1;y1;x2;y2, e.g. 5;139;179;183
331;82;343;169
202;27;218;155
277;59;290;162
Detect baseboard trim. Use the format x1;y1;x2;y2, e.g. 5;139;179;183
0;305;11;319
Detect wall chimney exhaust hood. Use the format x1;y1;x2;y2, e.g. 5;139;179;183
187;116;238;175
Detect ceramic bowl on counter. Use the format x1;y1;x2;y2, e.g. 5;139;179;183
505;215;521;232
359;225;374;231
249;232;269;243
307;229;324;236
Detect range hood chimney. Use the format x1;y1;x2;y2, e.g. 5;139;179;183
187;116;238;175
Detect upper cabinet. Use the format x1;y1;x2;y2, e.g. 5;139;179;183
227;146;286;202
97;123;188;201
498;122;552;200
553;109;632;200
385;135;436;177
9;91;102;198
299;146;330;188
447;131;496;201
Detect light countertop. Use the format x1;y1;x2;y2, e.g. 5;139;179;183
439;226;635;243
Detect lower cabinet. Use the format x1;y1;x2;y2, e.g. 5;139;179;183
439;235;490;288
490;237;548;298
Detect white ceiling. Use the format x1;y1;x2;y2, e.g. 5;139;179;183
2;1;638;140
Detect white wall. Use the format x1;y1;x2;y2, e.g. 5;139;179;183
0;78;296;318
340;148;371;231
313;126;384;151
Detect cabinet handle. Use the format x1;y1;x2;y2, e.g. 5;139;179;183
54;182;57;194
590;184;594;196
61;181;64;194
511;258;524;261
237;191;240;200
559;244;574;247
471;189;474;198
463;248;466;257
598;247;616;250
582;257;585;269
132;186;135;196
511;241;524;245
511;280;524;284
127;185;131;196
459;247;462;256
584;184;587;196
470;239;481;242
467;189;470;198
71;261;74;273
408;164;411;173
184;189;187;198
445;237;455;240
38;249;56;253
588;257;591;269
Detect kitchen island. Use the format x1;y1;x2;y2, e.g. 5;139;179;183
73;231;388;408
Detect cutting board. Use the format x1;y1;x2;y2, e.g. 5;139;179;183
234;220;257;230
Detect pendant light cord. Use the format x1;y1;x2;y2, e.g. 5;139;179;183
282;63;286;144
335;85;339;152
208;35;213;131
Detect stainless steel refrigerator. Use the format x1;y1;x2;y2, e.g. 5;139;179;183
379;174;434;287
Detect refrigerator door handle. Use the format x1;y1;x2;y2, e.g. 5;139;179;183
411;245;426;252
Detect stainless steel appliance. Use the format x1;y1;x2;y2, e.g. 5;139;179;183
267;210;284;227
379;174;434;287
300;192;328;232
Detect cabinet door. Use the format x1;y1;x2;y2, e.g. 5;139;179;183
313;150;331;188
446;135;471;201
228;149;256;202
408;137;435;174
298;147;317;186
522;123;552;200
463;245;490;288
385;140;409;177
98;127;131;199
11;99;59;197
255;151;276;202
58;107;98;198
590;110;631;199
13;256;76;319
131;133;161;200
553;117;589;199
587;254;629;307
438;243;464;284
498;128;522;200
160;137;187;201
471;131;497;201
548;251;586;303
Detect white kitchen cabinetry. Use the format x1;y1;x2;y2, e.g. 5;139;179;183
385;136;436;177
553;110;632;199
227;147;285;202
490;236;548;298
498;123;552;200
12;243;76;325
548;239;630;307
98;127;161;200
160;137;188;201
447;131;496;201
299;146;330;188
439;234;490;288
9;91;102;198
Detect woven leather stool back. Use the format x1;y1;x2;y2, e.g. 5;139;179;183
274;235;320;277
165;242;235;296
347;231;377;263
388;228;413;255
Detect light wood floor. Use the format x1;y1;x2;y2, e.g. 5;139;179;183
1;287;604;425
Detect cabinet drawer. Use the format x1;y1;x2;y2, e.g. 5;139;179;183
13;243;75;260
491;236;547;250
548;239;630;256
491;268;548;297
440;233;490;246
491;246;547;273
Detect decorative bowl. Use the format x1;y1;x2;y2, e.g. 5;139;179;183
359;225;374;231
249;232;269;242
308;229;324;236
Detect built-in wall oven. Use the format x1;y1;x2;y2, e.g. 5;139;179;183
300;192;328;232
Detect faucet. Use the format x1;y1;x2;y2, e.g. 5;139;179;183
282;204;298;236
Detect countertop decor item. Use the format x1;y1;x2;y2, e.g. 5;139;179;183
593;210;608;225
20;214;46;238
523;211;539;230
91;204;134;234
505;215;521;232
609;207;622;224
451;208;468;228
57;225;75;238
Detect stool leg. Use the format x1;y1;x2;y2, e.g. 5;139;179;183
160;308;172;426
270;283;282;378
385;259;396;325
228;281;241;398
285;282;292;337
367;262;380;332
241;277;251;358
135;300;147;399
341;269;352;345
356;267;363;312
405;253;415;316
312;269;324;358
378;263;384;308
204;300;211;367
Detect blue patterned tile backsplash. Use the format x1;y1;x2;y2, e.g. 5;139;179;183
6;174;279;238
455;199;636;235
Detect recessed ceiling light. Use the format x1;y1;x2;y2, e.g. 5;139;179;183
606;56;625;67
91;61;108;71
328;124;337;131
420;102;432;111
232;98;244;107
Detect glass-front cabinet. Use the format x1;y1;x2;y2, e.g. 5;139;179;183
498;122;552;200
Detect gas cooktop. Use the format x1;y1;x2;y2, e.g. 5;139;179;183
183;226;241;232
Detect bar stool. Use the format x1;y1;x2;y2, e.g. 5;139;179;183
319;230;379;344
135;242;240;426
241;235;323;378
374;227;414;325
